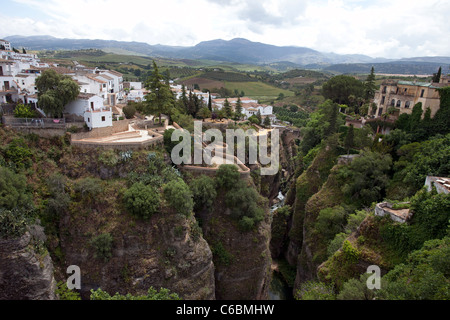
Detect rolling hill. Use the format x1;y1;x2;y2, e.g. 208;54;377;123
4;35;450;75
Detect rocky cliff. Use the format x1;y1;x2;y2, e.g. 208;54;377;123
0;226;57;300
57;192;215;300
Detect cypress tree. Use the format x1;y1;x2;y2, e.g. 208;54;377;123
208;92;212;111
234;97;242;120
432;66;442;83
224;98;232;118
344;124;354;155
364;66;377;100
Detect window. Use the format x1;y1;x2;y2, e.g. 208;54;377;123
87;118;90;122
382;86;387;93
396;100;402;108
390;99;395;106
420;89;425;98
378;107;383;117
405;101;411;108
90;102;94;110
381;96;385;105
102;116;106;122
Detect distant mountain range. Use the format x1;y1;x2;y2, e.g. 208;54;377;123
4;35;450;74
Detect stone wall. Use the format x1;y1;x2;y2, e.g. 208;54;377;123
71;135;164;150
71;119;130;140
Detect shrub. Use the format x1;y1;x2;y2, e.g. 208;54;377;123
90;287;181;300
74;177;103;200
14;104;35;118
90;233;114;262
296;281;336;300
216;164;240;189
225;181;265;230
122;105;136;119
56;281;81;300
4;138;33;169
163;178;194;217
0;207;34;239
123;183;160;219
0;166;31;210
190;175;217;212
98;149;120;167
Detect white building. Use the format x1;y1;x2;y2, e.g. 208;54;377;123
64;93;112;129
0;40;12;51
171;84;211;105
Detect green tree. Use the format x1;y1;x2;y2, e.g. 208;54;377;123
234;97;243;120
432;66;442;83
197;107;211;120
379;237;450;300
224;98;232;118
180;84;189;112
190;175;217;212
163;178;194;217
322;75;365;106
90;233;114;262
337;273;377;300
225;181;264;231
263;116;271;127
255;109;262;124
216;164;240;189
208;92;212;111
315;206;347;244
0;166;31;209
144;61;175;124
35;69;80;118
14;104;35;118
122;104;136;119
364;66;377;101
337;150;392;206
123;183;160;219
344;124;354;154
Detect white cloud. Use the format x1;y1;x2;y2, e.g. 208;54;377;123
1;0;449;58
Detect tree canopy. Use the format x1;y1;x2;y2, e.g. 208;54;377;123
35;69;80;118
322;75;365;106
144;61;175;123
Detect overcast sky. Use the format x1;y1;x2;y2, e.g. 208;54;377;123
1;0;449;59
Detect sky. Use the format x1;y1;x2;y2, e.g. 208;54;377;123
1;0;449;59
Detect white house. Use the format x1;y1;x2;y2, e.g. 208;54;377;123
0;40;12;51
212;97;258;110
64;93;112;129
127;89;145;102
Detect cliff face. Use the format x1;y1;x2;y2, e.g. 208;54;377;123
286;143;338;266
58;206;215;300
317;215;392;290
0;226;57;300
294;165;344;291
199;191;272;300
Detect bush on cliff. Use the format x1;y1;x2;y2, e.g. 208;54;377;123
163;178;194;217
123;182;160;219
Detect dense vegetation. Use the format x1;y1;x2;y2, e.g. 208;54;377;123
291;71;450;300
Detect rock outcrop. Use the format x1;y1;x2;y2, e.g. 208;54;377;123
0;226;57;300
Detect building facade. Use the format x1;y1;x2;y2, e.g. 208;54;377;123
371;76;449;118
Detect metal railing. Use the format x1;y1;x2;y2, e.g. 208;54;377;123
4;117;66;128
